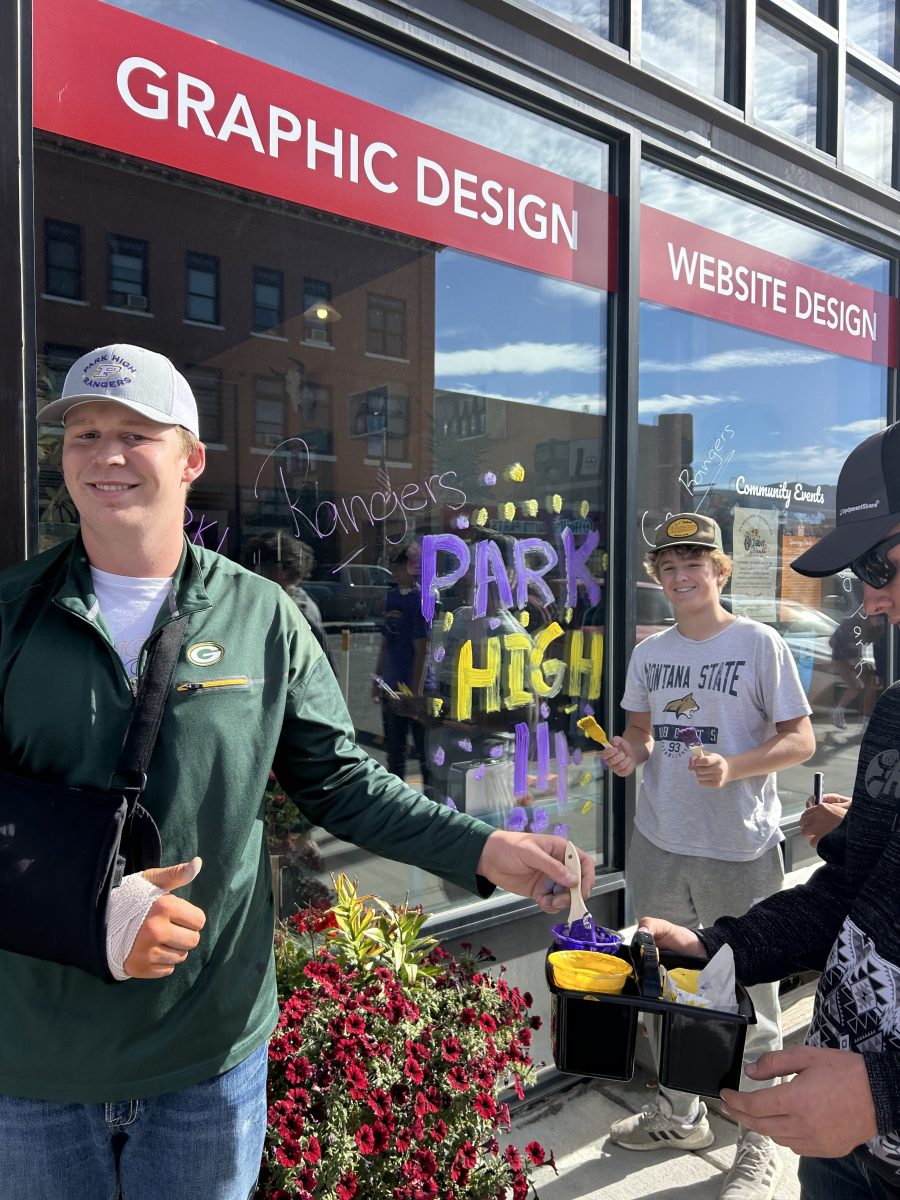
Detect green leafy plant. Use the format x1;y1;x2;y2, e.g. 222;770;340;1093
259;876;552;1199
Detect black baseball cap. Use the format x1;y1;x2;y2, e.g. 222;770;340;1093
793;422;900;577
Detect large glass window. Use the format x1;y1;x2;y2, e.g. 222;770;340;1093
36;0;613;923
753;16;822;146
844;73;896;187
847;0;897;68
639;162;890;819
642;0;729;99
529;0;616;42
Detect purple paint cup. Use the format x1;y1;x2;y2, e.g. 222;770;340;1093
551;922;622;954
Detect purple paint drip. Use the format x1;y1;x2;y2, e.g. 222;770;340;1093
555;731;569;806
536;721;550;791
514;722;529;800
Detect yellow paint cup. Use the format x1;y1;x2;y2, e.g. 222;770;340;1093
549;950;633;995
667;968;701;993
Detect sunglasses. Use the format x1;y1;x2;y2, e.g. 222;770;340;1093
849;532;900;589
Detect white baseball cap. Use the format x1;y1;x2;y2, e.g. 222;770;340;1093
39;344;200;437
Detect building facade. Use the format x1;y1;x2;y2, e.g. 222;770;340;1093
3;0;899;1080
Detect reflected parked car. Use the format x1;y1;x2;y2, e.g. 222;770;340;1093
722;593;874;718
304;562;395;625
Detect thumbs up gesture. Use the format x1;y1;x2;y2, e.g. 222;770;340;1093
123;857;207;979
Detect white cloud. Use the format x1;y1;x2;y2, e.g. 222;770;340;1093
828;419;885;436
435;341;602;375
639;392;733;415
641;345;832;374
642;164;889;283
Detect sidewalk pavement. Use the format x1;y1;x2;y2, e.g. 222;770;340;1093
512;977;818;1199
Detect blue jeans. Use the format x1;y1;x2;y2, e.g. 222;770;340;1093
799;1152;900;1199
0;1042;268;1200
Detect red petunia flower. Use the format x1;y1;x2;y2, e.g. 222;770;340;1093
355;1125;376;1155
473;1092;497;1119
525;1141;545;1165
336;1171;359;1200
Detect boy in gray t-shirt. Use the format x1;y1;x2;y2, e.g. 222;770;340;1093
601;514;814;1200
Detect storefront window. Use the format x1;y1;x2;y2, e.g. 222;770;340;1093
642;0;729;100
847;0;897;68
34;0;613;919
529;0;615;42
639;162;892;817
753;16;821;147
844;73;896;187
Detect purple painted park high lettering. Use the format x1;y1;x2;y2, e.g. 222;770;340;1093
419;530;600;622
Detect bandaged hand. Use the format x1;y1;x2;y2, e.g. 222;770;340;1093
111;858;206;981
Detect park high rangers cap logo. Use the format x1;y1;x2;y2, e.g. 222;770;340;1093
186;642;225;667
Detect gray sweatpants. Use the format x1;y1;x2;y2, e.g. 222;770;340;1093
627;829;784;1118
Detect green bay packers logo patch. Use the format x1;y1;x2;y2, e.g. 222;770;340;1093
186;642;225;667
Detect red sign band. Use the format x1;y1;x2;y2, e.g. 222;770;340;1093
34;0;616;292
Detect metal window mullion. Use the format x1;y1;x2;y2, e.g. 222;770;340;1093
605;126;640;895
833;0;847;164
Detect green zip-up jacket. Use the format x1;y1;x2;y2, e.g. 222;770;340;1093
0;535;493;1102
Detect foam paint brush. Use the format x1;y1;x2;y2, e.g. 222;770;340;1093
577;715;609;746
677;725;704;756
562;840;595;944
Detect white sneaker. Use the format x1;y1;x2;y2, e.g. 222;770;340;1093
609;1095;714;1152
833;705;847;729
719;1132;783;1200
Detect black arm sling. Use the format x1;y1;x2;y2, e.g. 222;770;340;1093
0;615;187;981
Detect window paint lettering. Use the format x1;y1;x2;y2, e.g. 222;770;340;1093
254;438;467;544
679;424;735;497
184;506;229;553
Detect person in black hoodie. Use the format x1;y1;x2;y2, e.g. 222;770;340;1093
642;422;900;1200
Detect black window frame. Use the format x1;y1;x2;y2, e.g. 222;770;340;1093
253;374;287;444
44;219;83;301
107;233;149;310
253;266;284;332
752;5;835;153
367;293;406;358
185;250;220;325
184;364;225;444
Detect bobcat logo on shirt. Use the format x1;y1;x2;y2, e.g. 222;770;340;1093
663;692;700;719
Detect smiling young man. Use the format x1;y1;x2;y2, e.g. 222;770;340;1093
599;513;814;1200
0;343;594;1200
642;426;900;1200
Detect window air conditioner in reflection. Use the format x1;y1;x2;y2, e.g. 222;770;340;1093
125;294;149;311
257;432;286;448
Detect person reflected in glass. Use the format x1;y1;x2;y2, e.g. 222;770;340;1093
243;529;336;673
372;543;430;791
